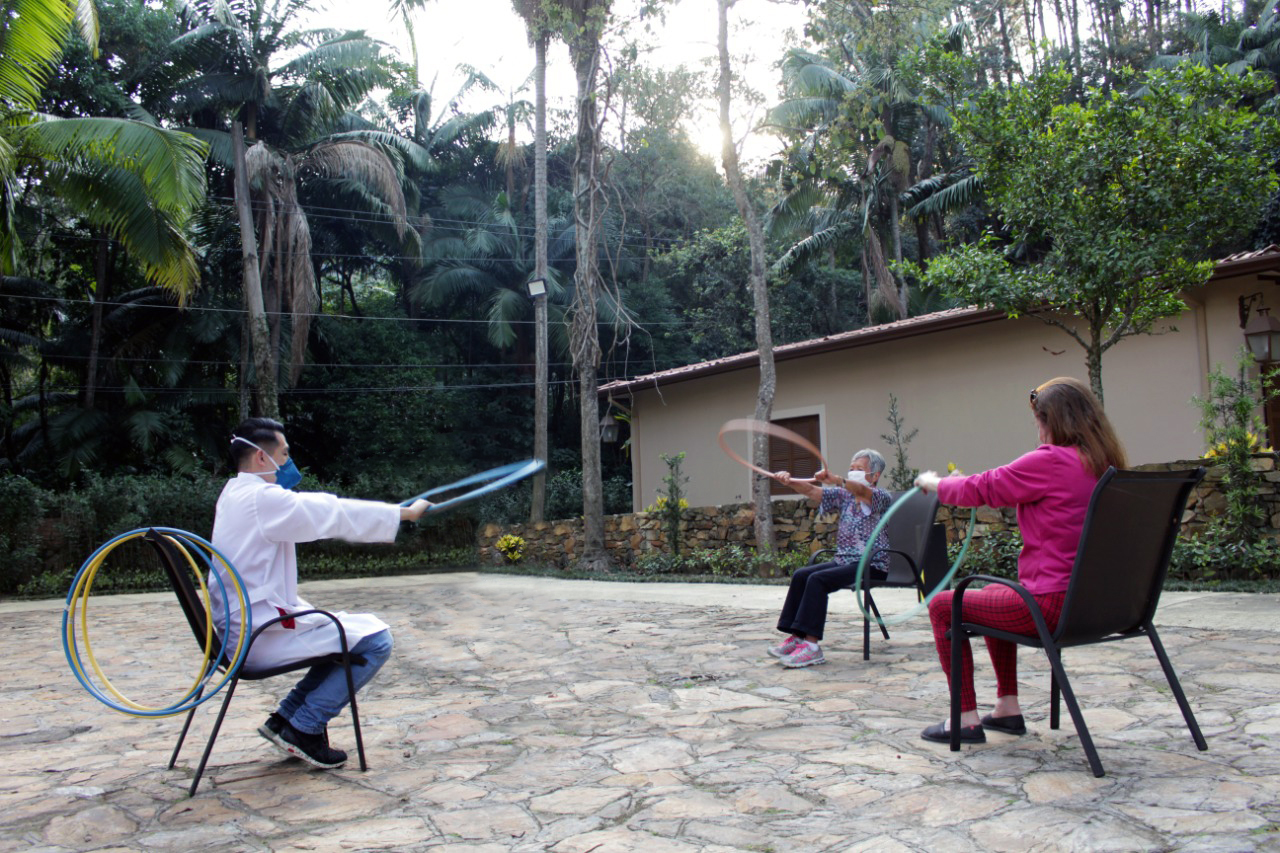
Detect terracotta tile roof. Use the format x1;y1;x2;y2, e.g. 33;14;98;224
600;248;1280;398
1211;244;1280;276
1216;244;1280;264
600;305;1007;395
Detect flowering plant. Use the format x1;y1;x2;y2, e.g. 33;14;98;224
644;495;689;512
495;534;526;563
1203;431;1273;458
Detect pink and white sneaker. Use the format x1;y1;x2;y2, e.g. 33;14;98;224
768;635;803;658
780;641;826;668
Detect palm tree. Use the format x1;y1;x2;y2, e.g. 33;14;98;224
453;64;537;205
412;186;576;352
1;0;207;293
3;0;209;420
158;0;426;410
768;29;969;321
1152;9;1280;106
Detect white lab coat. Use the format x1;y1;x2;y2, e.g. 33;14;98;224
210;472;401;668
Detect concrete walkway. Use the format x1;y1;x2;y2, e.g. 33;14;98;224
3;574;1278;852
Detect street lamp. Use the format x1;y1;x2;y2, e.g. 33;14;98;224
526;278;546;298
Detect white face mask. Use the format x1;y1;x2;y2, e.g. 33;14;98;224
847;469;870;486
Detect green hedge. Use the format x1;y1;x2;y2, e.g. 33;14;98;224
949;526;1280;584
0;471;479;598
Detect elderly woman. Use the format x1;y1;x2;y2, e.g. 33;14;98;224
768;448;892;668
914;377;1126;743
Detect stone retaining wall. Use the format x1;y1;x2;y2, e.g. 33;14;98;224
478;456;1280;567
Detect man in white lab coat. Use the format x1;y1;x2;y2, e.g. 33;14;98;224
212;417;431;768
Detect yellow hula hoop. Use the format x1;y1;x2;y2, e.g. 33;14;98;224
177;533;250;685
62;528;251;718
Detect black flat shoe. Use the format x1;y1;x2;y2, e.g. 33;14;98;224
921;720;986;744
981;713;1027;736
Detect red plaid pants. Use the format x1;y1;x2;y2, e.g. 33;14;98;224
928;584;1066;712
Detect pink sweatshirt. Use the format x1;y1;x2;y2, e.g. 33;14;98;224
937;444;1099;594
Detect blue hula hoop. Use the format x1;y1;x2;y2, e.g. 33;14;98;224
852;487;977;627
401;459;546;513
62;527;251;717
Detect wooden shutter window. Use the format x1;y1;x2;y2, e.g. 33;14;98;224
768;415;821;495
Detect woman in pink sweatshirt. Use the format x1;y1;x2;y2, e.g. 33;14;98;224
913;377;1127;744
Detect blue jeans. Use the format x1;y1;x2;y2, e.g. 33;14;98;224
278;629;394;735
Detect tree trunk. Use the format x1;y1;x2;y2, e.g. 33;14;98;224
1087;340;1105;406
506;112;517;204
238;315;250;422
718;0;775;563
997;0;1016;86
232;120;279;419
567;9;611;571
1068;0;1082;77
531;31;550;524
84;233;110;410
1021;0;1038;73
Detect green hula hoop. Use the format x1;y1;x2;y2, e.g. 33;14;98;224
852;486;977;627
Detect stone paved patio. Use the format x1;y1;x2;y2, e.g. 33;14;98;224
3;573;1278;852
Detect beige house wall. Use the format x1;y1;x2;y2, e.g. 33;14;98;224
623;278;1275;512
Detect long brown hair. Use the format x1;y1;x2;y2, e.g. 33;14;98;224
1030;377;1127;477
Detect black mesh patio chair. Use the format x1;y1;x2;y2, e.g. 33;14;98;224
809;488;948;659
145;530;368;796
946;467;1208;777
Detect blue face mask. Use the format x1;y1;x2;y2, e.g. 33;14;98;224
272;458;303;490
232;436;303;490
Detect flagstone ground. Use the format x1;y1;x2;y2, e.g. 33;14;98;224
3;574;1278;852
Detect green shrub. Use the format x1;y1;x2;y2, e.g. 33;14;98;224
0;475;46;594
631;545;808;578
948;522;1280;585
1169;523;1280;582
1193;351;1278;546
949;528;1021;580
474;468;631;525
654;452;689;556
7;469;481;598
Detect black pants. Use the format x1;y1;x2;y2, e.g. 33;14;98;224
776;559;885;641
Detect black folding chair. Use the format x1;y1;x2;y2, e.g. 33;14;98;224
809;488;949;659
946;467;1208;776
145;530;369;796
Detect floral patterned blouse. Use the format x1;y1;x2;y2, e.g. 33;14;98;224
818;485;892;569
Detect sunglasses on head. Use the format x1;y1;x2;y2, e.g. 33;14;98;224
1029;389;1039;405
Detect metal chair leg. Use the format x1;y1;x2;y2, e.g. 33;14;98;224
1050;671;1061;730
168;684;206;769
1043;646;1105;777
188;677;240;796
865;590;890;640
859;589;890;661
341;654;368;771
949;628;964;753
1146;623;1208;752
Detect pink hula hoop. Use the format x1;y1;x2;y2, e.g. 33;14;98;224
717;418;829;480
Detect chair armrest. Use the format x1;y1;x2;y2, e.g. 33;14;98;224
808;549;836;565
873;547;919;573
247;608;355;655
950;574;1057;643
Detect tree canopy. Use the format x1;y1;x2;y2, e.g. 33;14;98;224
5;0;1280;528
916;64;1280;401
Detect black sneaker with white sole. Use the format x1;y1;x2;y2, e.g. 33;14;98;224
275;721;348;768
258;712;289;751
